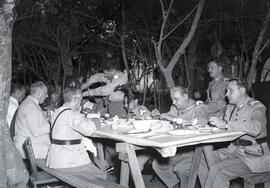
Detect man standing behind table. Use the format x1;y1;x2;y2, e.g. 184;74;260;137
46;87;106;185
7;84;25;136
81;67;128;118
151;86;209;188
206;59;228;117
203;79;270;188
14;81;50;159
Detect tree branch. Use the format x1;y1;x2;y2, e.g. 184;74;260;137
258;39;270;55
162;4;197;41
247;6;270;86
158;0;174;55
167;0;205;71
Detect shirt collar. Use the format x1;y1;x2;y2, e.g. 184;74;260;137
9;96;19;106
29;95;39;105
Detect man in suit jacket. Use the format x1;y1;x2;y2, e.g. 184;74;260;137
46;87;106;184
203;79;270;188
14;81;50;159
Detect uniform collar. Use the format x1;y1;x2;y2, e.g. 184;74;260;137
175;99;195;111
214;76;223;81
237;96;250;108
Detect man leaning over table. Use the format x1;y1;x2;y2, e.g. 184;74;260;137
202;79;270;188
151;86;209;188
46;87;106;185
14;81;50;159
81;67;128;118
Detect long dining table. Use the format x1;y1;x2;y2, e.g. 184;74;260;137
91;119;245;188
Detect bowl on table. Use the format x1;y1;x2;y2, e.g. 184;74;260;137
131;120;162;131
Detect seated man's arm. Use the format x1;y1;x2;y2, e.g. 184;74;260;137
193;103;209;125
24;104;50;136
206;99;227;114
160;106;178;121
70;112;97;136
227;104;266;137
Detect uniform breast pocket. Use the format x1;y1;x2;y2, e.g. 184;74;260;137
232;112;249;122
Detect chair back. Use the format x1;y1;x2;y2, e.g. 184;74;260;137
9;109;18;140
23;137;39;180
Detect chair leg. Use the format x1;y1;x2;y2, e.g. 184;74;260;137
243;180;255;188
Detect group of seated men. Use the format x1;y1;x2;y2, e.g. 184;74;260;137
6;59;270;188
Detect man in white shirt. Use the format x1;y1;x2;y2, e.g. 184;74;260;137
46;87;106;186
14;81;50;159
7;84;25;128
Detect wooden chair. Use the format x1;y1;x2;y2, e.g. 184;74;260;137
23;137;59;188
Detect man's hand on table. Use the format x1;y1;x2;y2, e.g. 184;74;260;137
160;113;174;121
209;117;228;129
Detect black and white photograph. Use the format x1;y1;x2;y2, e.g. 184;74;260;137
0;0;270;187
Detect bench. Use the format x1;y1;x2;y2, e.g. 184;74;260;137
36;159;127;188
24;137;127;188
243;172;270;188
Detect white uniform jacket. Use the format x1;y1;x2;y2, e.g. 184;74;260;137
46;106;97;168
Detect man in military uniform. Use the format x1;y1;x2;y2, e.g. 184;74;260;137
46;87;106;186
206;59;228;117
151;86;209;188
81;67;128;118
203;79;270;188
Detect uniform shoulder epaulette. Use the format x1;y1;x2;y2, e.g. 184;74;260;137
248;99;262;106
195;101;204;105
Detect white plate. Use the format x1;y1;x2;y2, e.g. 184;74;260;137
168;129;200;136
128;129;151;134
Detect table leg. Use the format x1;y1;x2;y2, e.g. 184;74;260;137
120;161;130;186
203;145;215;168
96;142;107;171
116;143;145;188
187;146;203;188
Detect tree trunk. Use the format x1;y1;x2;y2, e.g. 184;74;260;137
121;0;129;74
0;5;12;186
0;0;29;187
163;70;175;89
155;0;205;89
247;7;270;87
